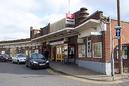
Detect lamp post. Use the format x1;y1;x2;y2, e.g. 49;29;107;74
117;0;123;74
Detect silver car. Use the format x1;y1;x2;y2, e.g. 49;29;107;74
12;54;27;64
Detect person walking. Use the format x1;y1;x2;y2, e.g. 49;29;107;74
43;49;49;60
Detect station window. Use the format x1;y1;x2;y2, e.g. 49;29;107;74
122;46;128;59
92;42;102;58
87;40;91;57
78;44;85;58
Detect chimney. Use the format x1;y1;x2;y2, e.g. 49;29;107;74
78;7;89;23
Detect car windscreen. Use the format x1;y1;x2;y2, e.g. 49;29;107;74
31;54;45;59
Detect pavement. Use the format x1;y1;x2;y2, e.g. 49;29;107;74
50;61;129;82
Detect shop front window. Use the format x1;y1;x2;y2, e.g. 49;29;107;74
87;40;91;57
68;45;75;59
56;47;60;54
122;47;128;59
63;44;68;58
78;44;85;58
93;42;102;58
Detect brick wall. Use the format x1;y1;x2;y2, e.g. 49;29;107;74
111;19;129;73
30;27;40;39
111;19;129;46
102;23;111;63
40;23;50;36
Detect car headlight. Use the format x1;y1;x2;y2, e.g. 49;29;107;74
32;61;38;64
46;60;49;63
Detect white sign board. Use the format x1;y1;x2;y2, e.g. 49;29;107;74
66;13;75;26
1;51;5;54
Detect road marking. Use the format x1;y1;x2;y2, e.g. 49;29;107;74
47;69;129;85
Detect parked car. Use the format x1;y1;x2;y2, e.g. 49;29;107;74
12;54;27;64
26;53;49;69
0;54;6;62
0;54;12;62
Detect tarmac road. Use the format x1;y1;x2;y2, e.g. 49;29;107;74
0;62;129;86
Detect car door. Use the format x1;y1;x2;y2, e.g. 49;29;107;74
26;57;31;67
15;56;19;62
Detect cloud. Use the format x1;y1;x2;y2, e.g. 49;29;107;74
0;0;128;41
0;0;42;40
120;0;129;20
81;0;129;21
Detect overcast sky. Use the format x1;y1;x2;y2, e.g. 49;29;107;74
0;0;128;41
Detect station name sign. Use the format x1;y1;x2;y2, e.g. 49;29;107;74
65;13;75;26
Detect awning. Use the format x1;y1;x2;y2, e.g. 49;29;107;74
31;19;100;42
31;28;75;42
74;19;100;32
49;40;64;45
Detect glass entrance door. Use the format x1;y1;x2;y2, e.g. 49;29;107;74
56;45;64;62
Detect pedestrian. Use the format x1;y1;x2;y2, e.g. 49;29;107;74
43;49;49;60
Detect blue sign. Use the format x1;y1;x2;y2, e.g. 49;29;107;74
115;26;121;38
116;29;120;37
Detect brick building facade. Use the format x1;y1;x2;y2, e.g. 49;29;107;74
0;8;129;75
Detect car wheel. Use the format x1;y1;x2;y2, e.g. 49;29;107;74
17;60;19;64
12;61;14;63
30;66;34;69
26;63;28;67
46;63;49;68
